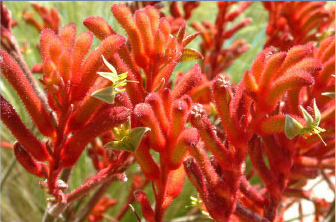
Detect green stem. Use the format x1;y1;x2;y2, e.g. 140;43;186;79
0;157;16;192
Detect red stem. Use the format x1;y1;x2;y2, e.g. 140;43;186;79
66;166;114;203
235;202;271;222
154;152;171;222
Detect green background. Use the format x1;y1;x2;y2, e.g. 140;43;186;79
1;2;268;222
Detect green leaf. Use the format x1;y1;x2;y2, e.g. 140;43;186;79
91;86;115;104
181;48;203;62
285;115;303;139
105;127;150;153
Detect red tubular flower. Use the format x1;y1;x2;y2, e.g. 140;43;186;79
22;3;60;33
248;136;282;202
154;165;187;216
109;53;145;105
2;3;334;222
310;36;335;101
70;31;94;89
134;190;155;222
1;3;15;34
189;104;235;171
191;1;252;79
211;75;245;148
145;92;170;134
169;99;189;142
0;141;13;149
84;16;145;105
129;89;200;221
263;1;334;50
243;43;321;114
0;50;55;137
161;88;173;120
40;30;63;64
14;142;49;178
239;177;265;208
135;10;155;56
254;115;286;135
134;103;167;152
68;89;132;132
189;141;231;200
185;41;333;221
169;1;200;21
58;48;72;82
112;4;147;67
61;107;130;167
110;4;201;93
172;63;201;99
1;96;51;161
135;143;160;181
75;35;126;100
167;128;199;170
265;69;315;110
262;136;292;180
87;195;117;222
60;24;76;48
183;158;207;196
165;164;186;200
67;94;106;133
183;157;231;221
189;75;211;104
294;156;334;170
79;7;203;220
40;27;126;101
83;16;116;40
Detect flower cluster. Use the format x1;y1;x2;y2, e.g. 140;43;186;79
263;1;335;50
1;2;335;222
131;66;201;221
184;37;335;221
22;3;60;34
192;1;252;79
188;1;252;105
1;3;131;217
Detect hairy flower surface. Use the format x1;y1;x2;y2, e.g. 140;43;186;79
0;2;334;222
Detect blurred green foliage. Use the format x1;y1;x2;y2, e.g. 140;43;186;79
1;2;268;222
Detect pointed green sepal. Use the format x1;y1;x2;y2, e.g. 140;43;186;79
97;72;119;84
312;99;321;127
102;55;117;76
285;115;303;139
299;105;314;127
321;92;335;98
105;127;150;153
91;86;115;104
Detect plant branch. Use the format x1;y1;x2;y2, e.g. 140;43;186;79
235;202;271;222
73;176;115;222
